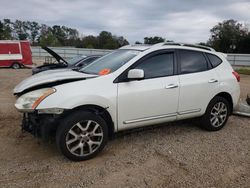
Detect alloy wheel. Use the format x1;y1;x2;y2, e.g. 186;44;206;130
65;120;103;157
210;102;228;127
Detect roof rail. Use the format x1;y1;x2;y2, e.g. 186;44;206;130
129;44;151;47
163;42;215;52
152;42;165;47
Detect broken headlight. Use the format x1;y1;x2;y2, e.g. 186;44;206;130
15;88;56;111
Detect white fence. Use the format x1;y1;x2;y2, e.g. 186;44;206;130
31;47;250;67
227;54;250;67
31;47;112;59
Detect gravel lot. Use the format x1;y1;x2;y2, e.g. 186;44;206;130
0;68;249;188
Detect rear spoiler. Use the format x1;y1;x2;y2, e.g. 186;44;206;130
218;52;227;58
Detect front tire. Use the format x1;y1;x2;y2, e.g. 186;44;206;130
56;111;108;161
201;96;230;131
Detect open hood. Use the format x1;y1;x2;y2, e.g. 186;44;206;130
42;46;68;65
14;70;97;95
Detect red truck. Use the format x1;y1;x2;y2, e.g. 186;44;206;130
0;40;32;69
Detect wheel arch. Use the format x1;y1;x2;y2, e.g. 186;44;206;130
11;61;22;68
213;92;233;114
67;104;115;138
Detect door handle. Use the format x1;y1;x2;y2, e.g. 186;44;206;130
208;79;218;83
165;84;178;89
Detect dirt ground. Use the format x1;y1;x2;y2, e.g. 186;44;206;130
0;68;249;188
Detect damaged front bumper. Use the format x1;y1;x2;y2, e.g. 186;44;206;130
21;112;62;141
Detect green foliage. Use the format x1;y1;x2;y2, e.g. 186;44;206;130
0;19;129;49
81;35;99;48
39;32;61;47
13;20;29;40
76;32;129;49
27;21;41;44
208;19;250;53
235;68;250;75
144;36;165;44
0;19;13;40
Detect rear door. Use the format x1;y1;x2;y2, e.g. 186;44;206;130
117;50;179;131
177;49;220;119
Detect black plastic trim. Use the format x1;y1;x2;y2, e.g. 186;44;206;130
114;49;177;83
176;49;211;75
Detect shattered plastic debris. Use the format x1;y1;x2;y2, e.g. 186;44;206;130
233;97;250;117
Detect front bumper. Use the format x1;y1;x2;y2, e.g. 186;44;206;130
21;112;61;141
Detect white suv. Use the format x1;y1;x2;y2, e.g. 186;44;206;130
14;43;240;161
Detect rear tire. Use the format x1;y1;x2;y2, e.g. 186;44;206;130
56;111;108;161
201;96;230;131
11;62;21;69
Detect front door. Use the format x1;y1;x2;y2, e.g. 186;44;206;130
117;51;179;131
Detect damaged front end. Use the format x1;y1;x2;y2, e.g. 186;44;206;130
21;111;64;141
14;68;99;140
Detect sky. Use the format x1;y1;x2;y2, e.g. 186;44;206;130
1;0;250;43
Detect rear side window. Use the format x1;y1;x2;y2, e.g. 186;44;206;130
179;50;208;74
206;53;222;68
135;53;174;79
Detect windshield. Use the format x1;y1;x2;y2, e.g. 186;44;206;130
80;49;140;75
67;55;87;65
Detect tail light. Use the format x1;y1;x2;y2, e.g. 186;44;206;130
232;71;240;82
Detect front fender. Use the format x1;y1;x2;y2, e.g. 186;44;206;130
35;76;118;129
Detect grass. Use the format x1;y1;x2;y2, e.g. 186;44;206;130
235;68;250;75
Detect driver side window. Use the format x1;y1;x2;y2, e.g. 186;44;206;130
135;53;174;79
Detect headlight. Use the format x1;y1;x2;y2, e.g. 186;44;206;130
15;88;56;111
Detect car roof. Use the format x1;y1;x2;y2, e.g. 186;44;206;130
120;42;216;53
86;55;102;57
119;44;152;51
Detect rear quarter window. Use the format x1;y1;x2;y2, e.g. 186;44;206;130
206;53;222;68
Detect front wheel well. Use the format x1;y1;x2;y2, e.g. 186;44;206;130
214;92;233;114
68;105;115;138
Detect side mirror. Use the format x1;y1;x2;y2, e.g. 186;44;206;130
127;69;144;80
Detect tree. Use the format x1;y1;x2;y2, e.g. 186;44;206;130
62;26;79;46
0;21;3;39
13;20;29;40
144;36;165;44
98;31;114;49
115;36;129;47
39;32;60;47
0;19;13;39
82;35;99;48
38;24;60;46
51;25;66;45
236;33;250;53
97;31;129;49
27;21;41;44
207;19;249;53
0;18;130;49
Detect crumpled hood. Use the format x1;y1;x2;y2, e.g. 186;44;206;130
14;70;97;94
